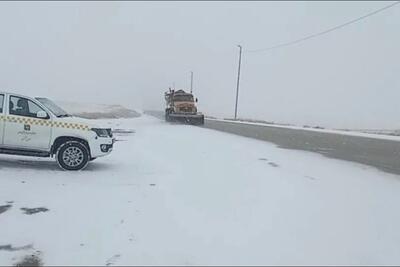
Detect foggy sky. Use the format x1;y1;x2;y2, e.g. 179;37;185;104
0;1;398;129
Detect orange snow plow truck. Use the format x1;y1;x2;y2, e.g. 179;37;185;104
164;89;204;125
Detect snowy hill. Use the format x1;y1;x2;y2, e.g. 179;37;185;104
55;101;141;119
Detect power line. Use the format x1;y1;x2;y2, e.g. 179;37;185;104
245;1;400;53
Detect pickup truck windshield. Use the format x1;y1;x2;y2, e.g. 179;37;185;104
36;97;70;117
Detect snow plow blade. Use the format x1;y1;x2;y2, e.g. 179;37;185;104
167;114;204;125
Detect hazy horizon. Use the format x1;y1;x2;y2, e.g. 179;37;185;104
0;1;399;129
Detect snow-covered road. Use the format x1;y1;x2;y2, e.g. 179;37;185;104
1;115;400;265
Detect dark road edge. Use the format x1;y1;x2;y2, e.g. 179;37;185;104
145;111;400;176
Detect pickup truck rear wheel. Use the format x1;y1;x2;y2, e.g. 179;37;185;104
56;141;90;171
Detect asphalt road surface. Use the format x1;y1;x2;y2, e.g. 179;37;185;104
145;111;400;176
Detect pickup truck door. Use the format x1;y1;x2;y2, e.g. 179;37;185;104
0;94;4;145
3;95;52;151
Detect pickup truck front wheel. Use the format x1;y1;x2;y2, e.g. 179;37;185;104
56;141;90;171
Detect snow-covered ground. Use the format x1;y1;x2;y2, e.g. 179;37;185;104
1;115;400;265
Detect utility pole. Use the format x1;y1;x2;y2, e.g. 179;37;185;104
234;45;242;120
190;71;193;94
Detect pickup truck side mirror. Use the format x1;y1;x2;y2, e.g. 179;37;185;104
37;110;49;119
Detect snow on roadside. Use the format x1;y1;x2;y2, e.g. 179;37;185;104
1;115;400;265
208;118;400;142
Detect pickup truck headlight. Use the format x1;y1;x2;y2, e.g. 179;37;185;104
91;128;112;138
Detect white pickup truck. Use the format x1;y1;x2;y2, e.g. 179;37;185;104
0;92;115;170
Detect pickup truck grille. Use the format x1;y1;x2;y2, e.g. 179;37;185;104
106;128;113;138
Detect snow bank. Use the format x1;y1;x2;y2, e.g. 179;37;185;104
210;118;400;142
55;101;141;119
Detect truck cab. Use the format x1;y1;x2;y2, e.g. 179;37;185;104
0;92;115;170
164;89;204;125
